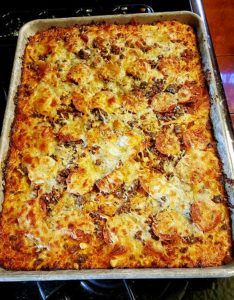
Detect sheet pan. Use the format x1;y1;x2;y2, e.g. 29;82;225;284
0;11;233;280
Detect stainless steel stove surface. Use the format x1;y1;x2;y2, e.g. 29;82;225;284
0;1;234;299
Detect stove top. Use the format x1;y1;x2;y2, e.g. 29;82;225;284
0;2;233;300
2;278;234;300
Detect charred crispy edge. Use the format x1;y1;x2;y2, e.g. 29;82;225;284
0;251;230;271
192;31;233;260
28;19;192;41
0;39;30;222
206;112;233;259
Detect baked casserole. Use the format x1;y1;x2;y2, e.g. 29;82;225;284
0;21;232;270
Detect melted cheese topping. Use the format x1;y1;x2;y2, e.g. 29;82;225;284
0;21;231;270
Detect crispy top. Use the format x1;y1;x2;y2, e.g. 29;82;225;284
0;21;231;270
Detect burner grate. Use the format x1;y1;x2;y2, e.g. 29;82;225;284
80;279;129;298
37;278;215;300
37;279;135;300
0;5;154;39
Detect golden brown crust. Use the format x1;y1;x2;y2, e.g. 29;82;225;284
0;21;232;270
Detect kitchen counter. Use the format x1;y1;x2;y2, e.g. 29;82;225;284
204;0;234;127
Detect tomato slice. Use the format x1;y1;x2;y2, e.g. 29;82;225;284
152;210;188;243
190;200;221;232
182;123;211;150
178;82;203;104
155;127;180;156
151;92;177;113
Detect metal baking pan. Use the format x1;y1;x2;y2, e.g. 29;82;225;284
0;11;234;281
